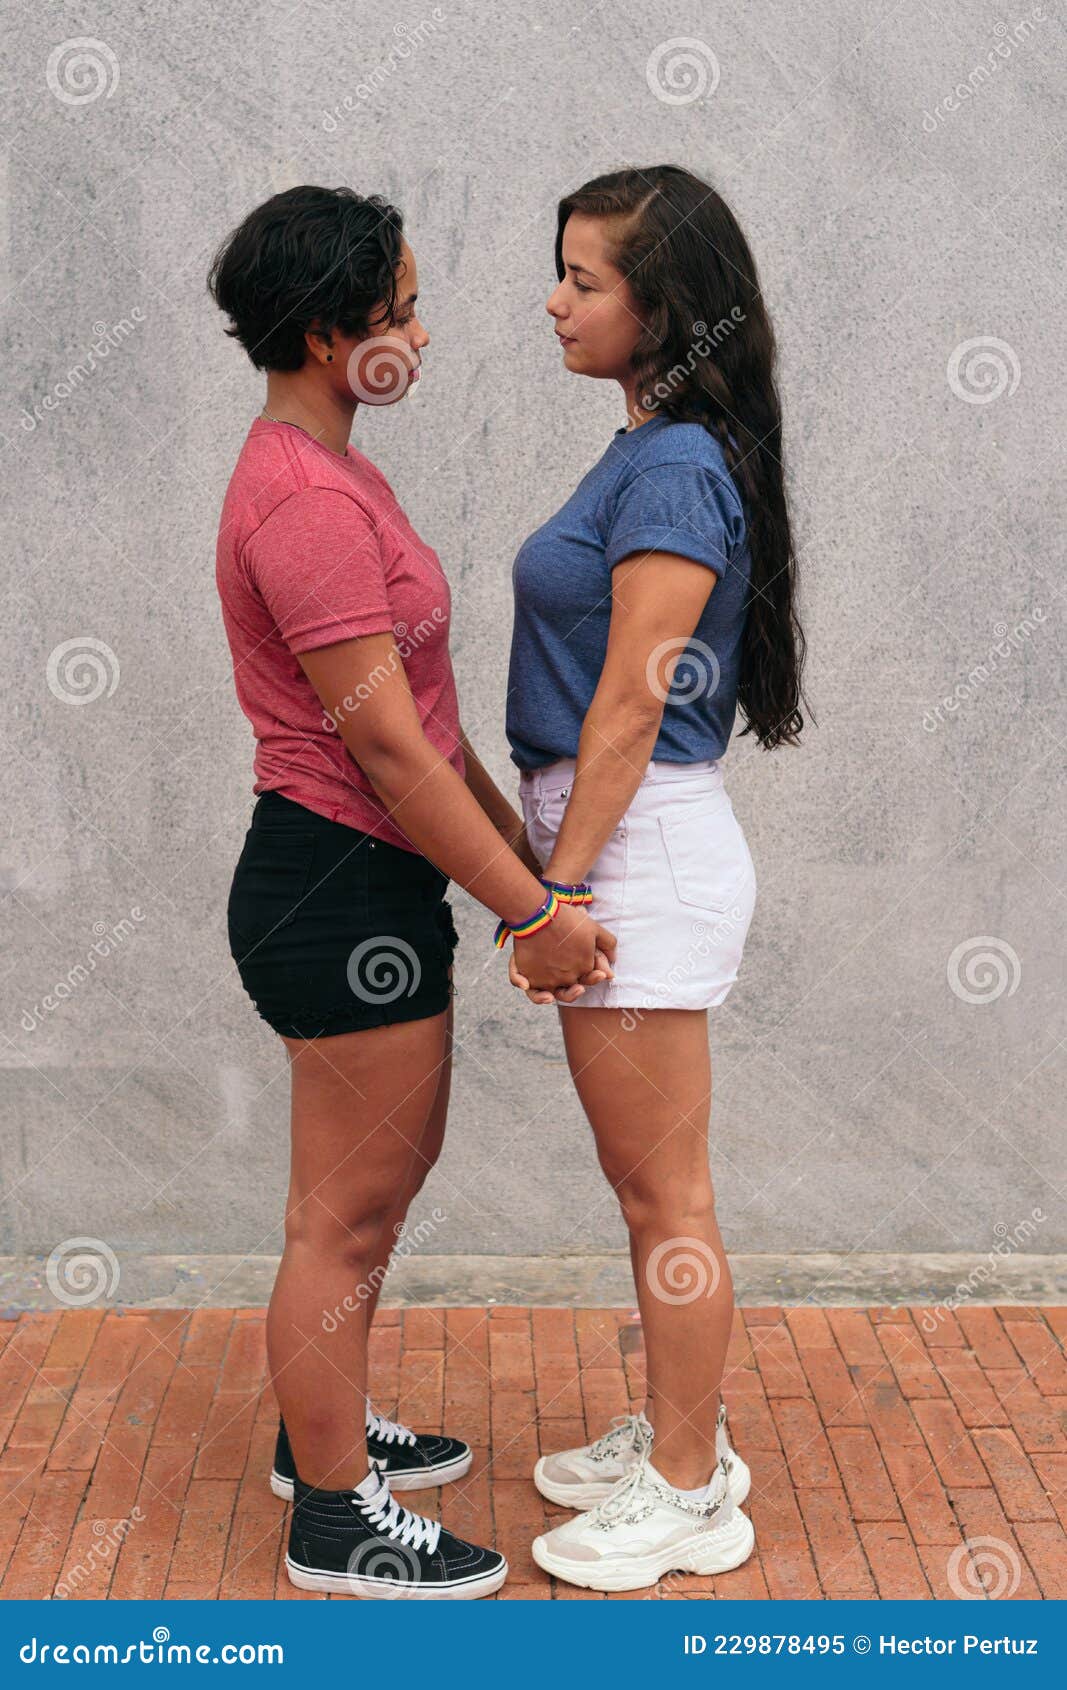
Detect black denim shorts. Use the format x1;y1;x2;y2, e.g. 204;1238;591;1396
227;791;459;1038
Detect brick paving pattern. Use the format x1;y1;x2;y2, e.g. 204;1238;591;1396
1;1304;1064;1600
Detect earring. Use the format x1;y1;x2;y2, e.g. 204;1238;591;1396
326;353;333;362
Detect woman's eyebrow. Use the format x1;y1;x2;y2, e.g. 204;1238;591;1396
566;263;600;281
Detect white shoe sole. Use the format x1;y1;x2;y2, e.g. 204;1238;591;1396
271;1447;473;1502
530;1508;754;1593
284;1552;508;1599
533;1449;752;1512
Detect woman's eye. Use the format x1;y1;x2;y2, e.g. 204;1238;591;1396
574;281;591;293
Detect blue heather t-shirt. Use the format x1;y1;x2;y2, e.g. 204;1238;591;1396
506;413;752;770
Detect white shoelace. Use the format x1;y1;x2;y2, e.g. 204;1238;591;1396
589;1449;653;1524
366;1406;418;1447
357;1479;441;1554
588;1412;649;1460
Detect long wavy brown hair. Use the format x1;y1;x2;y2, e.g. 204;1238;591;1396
555;165;808;750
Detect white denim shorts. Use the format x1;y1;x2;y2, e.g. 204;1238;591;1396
518;756;757;1012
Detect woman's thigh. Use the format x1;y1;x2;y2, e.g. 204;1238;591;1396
280;1006;450;1238
557;1005;714;1200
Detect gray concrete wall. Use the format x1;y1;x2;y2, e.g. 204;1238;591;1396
2;2;1063;1283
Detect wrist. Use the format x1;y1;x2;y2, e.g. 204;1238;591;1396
492;886;561;951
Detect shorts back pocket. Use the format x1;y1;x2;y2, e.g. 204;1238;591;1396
227;829;318;952
658;793;751;914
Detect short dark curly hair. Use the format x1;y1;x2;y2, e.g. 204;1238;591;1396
207;185;405;371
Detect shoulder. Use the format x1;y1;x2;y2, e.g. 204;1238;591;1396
608;419;746;540
237;431;384;540
625;418;738;487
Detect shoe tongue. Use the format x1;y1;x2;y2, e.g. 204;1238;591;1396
353;1464;388;1502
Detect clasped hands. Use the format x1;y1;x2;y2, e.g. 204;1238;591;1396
508;904;616;1005
505;831;616;1006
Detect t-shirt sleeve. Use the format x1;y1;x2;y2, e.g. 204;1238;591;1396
243;487;396;653
603;458;744;581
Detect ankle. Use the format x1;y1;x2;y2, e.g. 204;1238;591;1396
650;1442;717;1493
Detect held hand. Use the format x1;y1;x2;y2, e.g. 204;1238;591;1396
510;901;601;997
510;908;617;1002
509;946;614;1005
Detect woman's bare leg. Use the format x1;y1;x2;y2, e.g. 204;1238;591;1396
266;1005;449;1490
361;984;453;1332
559;1005;732;1490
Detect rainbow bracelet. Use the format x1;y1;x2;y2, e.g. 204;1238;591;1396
493;888;560;951
540;876;593;906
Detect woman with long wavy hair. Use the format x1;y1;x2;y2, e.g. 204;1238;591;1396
507;165;807;1593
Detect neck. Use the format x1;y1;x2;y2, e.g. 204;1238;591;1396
261;373;356;458
620;379;658;431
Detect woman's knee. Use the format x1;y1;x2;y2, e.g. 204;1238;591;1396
612;1170;718;1240
283;1203;395;1270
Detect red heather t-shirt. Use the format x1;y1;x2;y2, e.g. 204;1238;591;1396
215;418;465;852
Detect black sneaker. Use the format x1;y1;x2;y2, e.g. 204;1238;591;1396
285;1465;507;1598
270;1405;473;1500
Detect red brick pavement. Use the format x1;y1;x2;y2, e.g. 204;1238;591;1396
1;1304;1064;1600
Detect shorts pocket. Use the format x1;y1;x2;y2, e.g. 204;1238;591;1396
658;793;751;914
227;829;318;950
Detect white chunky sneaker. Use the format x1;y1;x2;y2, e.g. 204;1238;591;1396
531;1448;755;1593
533;1400;750;1510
